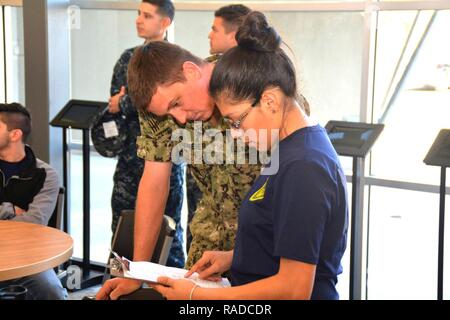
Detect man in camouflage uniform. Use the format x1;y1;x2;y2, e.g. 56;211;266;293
184;3;252;252
96;41;262;300
90;0;185;268
137;113;260;267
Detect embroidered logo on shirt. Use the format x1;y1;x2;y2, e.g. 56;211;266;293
249;178;269;202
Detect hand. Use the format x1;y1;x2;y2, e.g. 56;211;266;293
108;86;126;114
95;278;141;300
185;250;233;280
14;206;26;216
153;277;197;300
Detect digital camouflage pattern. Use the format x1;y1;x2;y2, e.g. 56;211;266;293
185;165;202;251
91;47;185;268
137;111;261;268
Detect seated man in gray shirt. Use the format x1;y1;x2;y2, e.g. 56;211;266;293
0;102;67;300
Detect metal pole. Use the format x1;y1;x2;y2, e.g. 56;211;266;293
438;166;446;300
62;128;68;233
350;156;364;300
350;157;357;299
82;129;90;278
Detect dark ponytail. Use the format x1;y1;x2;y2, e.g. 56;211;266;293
210;11;298;108
235;11;281;52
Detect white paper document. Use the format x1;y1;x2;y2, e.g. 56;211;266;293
103;120;119;138
123;261;231;289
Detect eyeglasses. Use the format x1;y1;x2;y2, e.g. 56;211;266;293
226;106;254;130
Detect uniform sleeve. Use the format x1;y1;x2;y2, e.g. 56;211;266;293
136;111;178;162
111;49;136;117
110;50;131;96
272;160;335;265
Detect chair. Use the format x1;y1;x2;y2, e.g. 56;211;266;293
110;209;176;265
47;187;65;230
47;187;68;280
97;210;175;300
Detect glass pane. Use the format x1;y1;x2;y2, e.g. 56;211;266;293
367;187;441;299
174;0;363;2
68;147;115;263
268;12;363;124
70;9;142;263
175;11;363;125
70;9;141;101
84;0;139;2
173;11;213;58
4;6;25;104
371;10;450;184
0;8;5;103
379;0;440;2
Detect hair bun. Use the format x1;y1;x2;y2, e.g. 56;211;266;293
236;11;281;52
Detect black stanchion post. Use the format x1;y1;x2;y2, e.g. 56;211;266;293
325;121;384;300
82;129;91;279
424;129;450;300
62;127;69;233
438;167;446;300
50;100;109;290
349;156;363;300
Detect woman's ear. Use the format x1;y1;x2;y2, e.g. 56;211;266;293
182;61;202;81
260;88;283;115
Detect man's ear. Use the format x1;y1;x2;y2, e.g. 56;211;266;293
161;17;171;30
9;128;23;143
182;61;202;81
228;31;238;46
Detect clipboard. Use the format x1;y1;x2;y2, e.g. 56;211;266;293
107;249;159;285
107;249;231;288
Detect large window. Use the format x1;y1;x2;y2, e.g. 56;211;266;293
367;9;450;299
267;11;363;124
175;10;363;125
1;5;24;104
0;9;4;103
69;8;140;264
68;145;115;262
371;10;450;184
367;187;441;299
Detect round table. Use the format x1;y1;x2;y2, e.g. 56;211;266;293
0;220;73;281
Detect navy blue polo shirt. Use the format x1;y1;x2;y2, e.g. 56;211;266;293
230;125;348;300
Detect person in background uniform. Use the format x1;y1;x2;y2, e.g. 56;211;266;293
95;42;262;300
153;11;348;300
0;103;67;300
208;4;251;55
184;3;252;253
90;0;185;268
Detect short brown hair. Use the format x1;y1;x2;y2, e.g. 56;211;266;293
143;0;175;21
0;102;31;142
128;41;204;111
215;4;251;33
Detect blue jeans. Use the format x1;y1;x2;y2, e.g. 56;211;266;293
0;269;67;300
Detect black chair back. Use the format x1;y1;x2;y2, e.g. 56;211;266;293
47;187;65;230
110;210;176;264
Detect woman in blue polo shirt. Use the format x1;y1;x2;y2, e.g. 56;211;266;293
154;11;349;300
